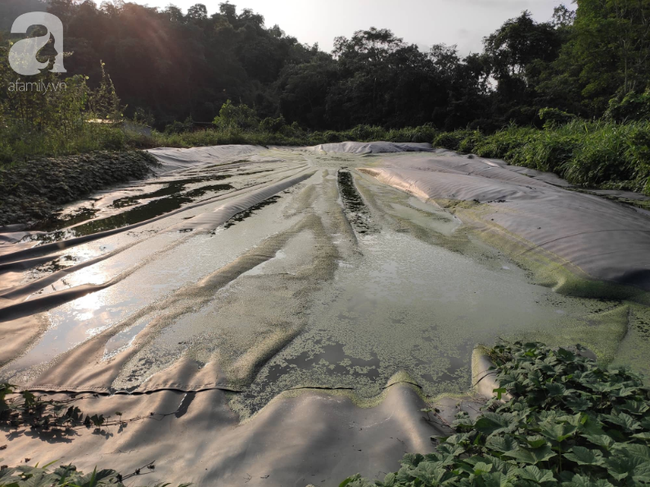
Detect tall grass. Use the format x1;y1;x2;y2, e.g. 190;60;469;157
0;121;437;167
0;125;131;165
134;124;438;149
433;121;650;195
3;116;648;197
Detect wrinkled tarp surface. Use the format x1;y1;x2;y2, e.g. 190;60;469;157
1;142;649;486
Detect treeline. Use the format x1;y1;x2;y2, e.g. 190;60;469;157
3;0;650;132
1;0;650;198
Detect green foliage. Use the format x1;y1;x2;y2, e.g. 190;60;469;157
0;43;130;165
433;122;650;195
433;131;478;152
348;125;387;142
145;119;437;149
323;130;343;143
605;90;650;123
259;115;287;133
3;0;648;135
0;382;97;434
164;118;194;135
86;62;123;122
341;342;650;487
539;108;577;128
212;100;259;131
0;462;190;487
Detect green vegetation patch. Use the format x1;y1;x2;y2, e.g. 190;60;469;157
433;121;650;197
0;463;188;487
342;341;650;486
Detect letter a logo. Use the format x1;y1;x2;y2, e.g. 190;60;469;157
9;12;67;76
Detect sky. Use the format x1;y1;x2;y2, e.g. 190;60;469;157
125;0;570;55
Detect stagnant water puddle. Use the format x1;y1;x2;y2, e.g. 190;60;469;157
27;170;242;235
31;183;234;242
112;174;235;208
230;224;627;415
34;207;100;233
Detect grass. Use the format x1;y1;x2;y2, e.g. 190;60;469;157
0;124;132;167
0;123;436;168
143;120;650;197
139;124;437;149
2;117;649;197
433;121;650;196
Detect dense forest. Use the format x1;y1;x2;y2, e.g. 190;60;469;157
2;0;649;131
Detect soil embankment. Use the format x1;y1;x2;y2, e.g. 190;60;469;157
0;151;159;227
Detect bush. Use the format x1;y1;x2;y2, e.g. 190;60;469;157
260;116;287;133
471;127;533;160
539;108;577;128
323;130;343;143
410;125;437;143
349;125;387;141
458;130;484;154
341;342;650;487
164;118;194;135
430;122;650;196
515;129;580;173
605;90;650;123
213;100;259;131
433;130;478;152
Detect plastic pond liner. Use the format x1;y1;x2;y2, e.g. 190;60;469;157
0;142;649;486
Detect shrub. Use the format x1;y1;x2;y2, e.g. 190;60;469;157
349;125;387;141
212;100;259;131
410;124;437;143
517;129;580;173
164;118;193;135
539;108;577;128
556;121;650;192
260;116;287;133
605;90;650;123
433;130;475;151
458;130;484;154
341;342;650;487
323;130;343;143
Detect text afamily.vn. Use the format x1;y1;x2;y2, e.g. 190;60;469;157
7;80;67;92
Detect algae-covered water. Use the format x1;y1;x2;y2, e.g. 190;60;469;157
0;145;648;417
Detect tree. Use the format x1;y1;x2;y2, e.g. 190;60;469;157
484;11;563;81
575;0;650;104
277;54;338;129
187;3;207;21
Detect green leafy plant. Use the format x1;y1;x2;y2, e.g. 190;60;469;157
0;461;191;487
0;383;135;436
341;342;650;486
212;100;259;131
